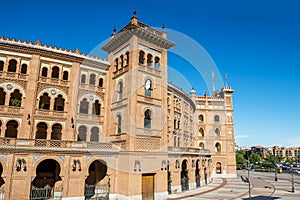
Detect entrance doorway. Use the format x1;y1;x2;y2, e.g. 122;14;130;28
181;160;189;191
142;174;154;200
0;163;4;200
216;162;222;174
195;160;200;187
85;160;109;200
167;162;171;194
31;159;62;199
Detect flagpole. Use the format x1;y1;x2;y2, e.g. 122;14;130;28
212;71;215;93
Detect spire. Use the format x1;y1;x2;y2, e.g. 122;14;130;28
190;87;196;97
111;27;117;37
131;9;138;25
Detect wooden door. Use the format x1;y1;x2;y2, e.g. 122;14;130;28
142;174;154;200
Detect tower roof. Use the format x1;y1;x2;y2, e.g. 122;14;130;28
102;11;175;53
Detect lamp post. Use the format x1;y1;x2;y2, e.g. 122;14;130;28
273;157;278;181
246;159;251;199
290;165;295;193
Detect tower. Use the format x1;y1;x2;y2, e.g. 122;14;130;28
102;12;175;152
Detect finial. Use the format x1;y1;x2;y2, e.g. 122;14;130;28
111;27;117;37
133;9;137;17
35;40;41;46
162;24;165;31
192;87;194;90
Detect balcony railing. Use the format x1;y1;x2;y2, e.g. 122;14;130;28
0;105;24;115
77;113;103;122
0;138;114;150
36;109;67;118
0;71;28;80
39;76;69;86
79;83;105;93
168;146;210;154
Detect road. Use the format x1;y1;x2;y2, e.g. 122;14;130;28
168;170;300;199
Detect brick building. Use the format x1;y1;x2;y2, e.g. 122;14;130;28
0;13;236;200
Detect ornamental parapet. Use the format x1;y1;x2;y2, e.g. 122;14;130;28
168;146;210;155
0;138;118;152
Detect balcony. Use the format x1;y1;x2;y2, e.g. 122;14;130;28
39;76;69;86
138;64;161;77
36;109;67;119
168;146;210;155
0;105;24;116
0;71;28;80
0;138;115;151
109;133;127;142
113;65;128;79
79;83;105;93
76;113;103;122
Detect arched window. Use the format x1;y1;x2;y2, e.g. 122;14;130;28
0;88;6;105
154;57;160;70
5;120;18;138
63;71;69;80
126;52;129;65
92;100;101;115
144;109;151;129
139;51;145;64
89;74;96;85
115;58;119;71
215;128;220;137
214;115;220;122
116;115;121;135
53;95;65;111
174;136;177;147
147;54;153;66
36;122;47;139
41;67;48;77
199;128;204;137
120;55;124;67
118;81;123;101
78;126;87;141
51;66;59;78
91;127;99;142
216;162;222;174
39;93;50;110
51;123;62;140
9;89;22;107
199;142;204;149
80;98;89;114
145;79;152;97
8;59;17;72
99;78;103;87
81;74;86;84
0;61;4;71
215;143;221;153
198;114;204;122
21;64;27;74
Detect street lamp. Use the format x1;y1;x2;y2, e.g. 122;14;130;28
290;165;295;193
273;157;278;181
246;159;251;199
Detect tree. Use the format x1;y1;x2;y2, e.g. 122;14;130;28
249;153;261;164
236;153;245;168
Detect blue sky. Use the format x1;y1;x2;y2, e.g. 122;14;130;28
1;0;300;147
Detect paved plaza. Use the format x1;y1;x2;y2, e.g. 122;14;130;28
168;170;300;199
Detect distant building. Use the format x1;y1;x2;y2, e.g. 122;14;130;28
273;146;300;160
